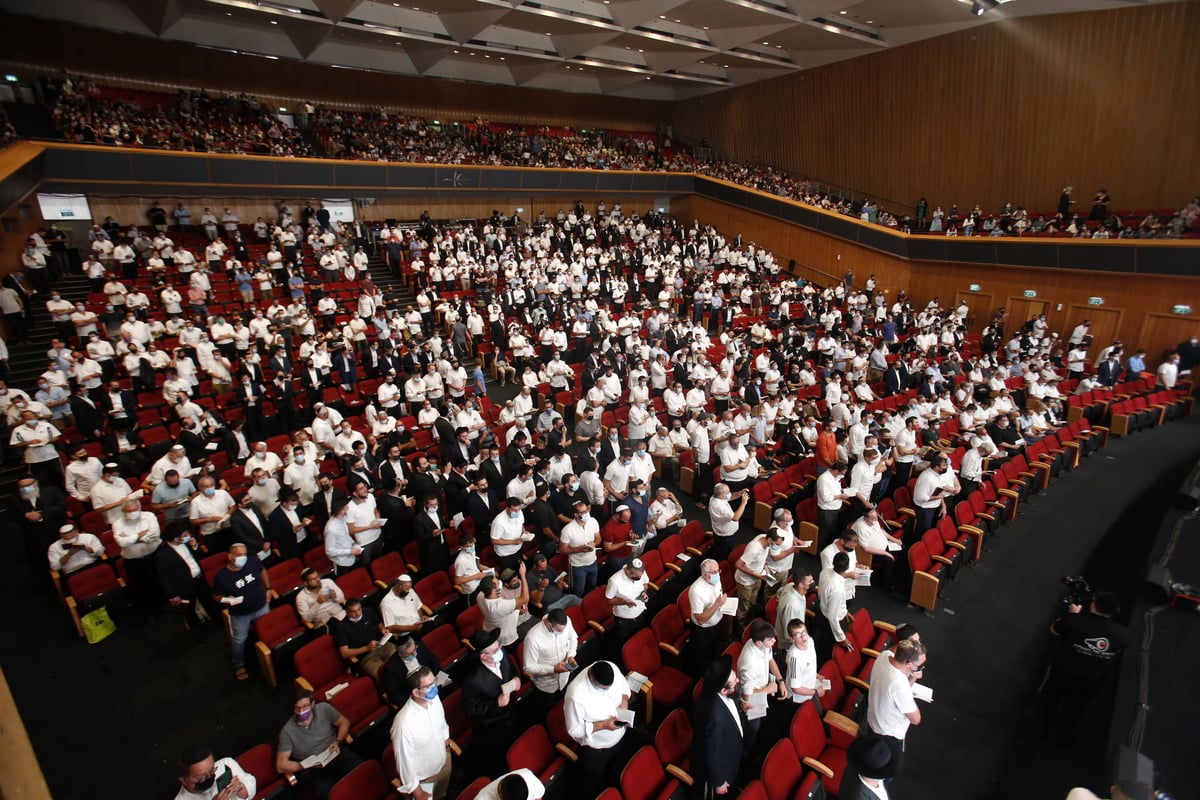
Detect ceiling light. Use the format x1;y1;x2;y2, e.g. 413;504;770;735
762;41;769;45
674;19;680;22
499;56;505;60
270;20;277;24
453;49;459;53
866;19;873;23
703;26;709;30
839;10;847;14
659;15;666;19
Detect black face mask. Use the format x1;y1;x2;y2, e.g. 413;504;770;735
192;774;216;792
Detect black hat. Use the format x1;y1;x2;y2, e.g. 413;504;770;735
701;654;734;696
845;735;898;780
469;628;500;653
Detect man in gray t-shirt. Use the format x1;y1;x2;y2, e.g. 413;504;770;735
275;693;362;799
151;470;196;523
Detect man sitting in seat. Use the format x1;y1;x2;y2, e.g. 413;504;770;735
47;523;104;576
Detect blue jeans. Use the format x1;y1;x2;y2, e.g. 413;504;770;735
571;563;598;597
229;604;269;668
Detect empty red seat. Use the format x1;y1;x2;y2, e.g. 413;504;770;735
293;635;350;699
253;605;307;687
328;677;389;739
506;725;569;789
621;629;693;724
620;746;682;800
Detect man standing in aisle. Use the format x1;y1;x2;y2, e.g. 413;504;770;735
864;638;926;775
391;667;453;800
211;543;272;681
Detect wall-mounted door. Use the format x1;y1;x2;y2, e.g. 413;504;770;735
1065;305;1124;352
954;291;993;333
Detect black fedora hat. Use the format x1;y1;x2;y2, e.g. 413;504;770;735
845;734;898;780
469;628;500;653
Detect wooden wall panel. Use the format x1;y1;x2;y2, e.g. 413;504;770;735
674;3;1200;215
686;195;1200;363
0;17;664;131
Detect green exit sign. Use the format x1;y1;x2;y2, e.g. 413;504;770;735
968;284;981;292
1087;297;1104;306
1023;290;1037;298
1173;305;1192;315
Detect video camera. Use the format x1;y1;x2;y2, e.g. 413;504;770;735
1060;576;1092;607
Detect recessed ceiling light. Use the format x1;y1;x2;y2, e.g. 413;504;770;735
226;11;232;15
499;56;505;60
484;54;490;58
674;19;680;22
545;32;552;35
453;49;459;53
703;26;709;30
866;19;873;23
762;41;768;44
659;15;666;19
638;49;643;52
270;20;277;24
839;9;847;14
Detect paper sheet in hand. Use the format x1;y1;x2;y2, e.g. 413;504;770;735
185;467;202;478
912;682;933;703
627;671;649;692
436;671;452;687
500;678;520;695
616;707;635;726
676;553;692;562
854;569;873;587
205;442;219;451
763;572;779;587
377;633;393;647
745;692;768;720
374;518;388;527
300;747;339;770
520;533;535;542
886;540;903;552
798;540;814;548
221;595;244;606
720;597;739;617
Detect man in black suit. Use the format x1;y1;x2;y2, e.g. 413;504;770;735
597;427;628;474
177;418;212;464
466;474;502;535
103;421;150;477
837;735;898;800
221;418;253;466
100;381;137;427
300;360;325;407
462;628;522;777
412;495;451;575
379;445;412;491
503;432;535;482
69;384;106;441
477;445;505;495
268;490;314;561
380;635;440;707
156;521;221;640
690;654;748;798
883;363;904;398
444;460;472;519
230;492;273;566
310;473;347;532
441;427;477;465
11;477;69;575
378;477;414;553
271;368;298;432
236;376;268;441
432;414;457;450
408;455;446;502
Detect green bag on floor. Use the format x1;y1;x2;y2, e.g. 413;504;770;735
81;607;116;644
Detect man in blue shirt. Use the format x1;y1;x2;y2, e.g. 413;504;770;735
1126;348;1146;376
210;543;272;680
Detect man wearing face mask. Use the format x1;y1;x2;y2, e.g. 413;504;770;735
174;743;254;800
212;543;272;680
734;529;782;628
48;523;104;576
190;475;237;553
463;628;523;777
687;559;730;671
522;608;580;718
478;562;530;649
112;498;164;614
276;689;360;799
489;497;528;575
12;477;68;575
559;499;601;597
231;491;273;566
11;409;64;487
390;666;454;800
157;521;221;641
563;659;636;786
268;490;315;562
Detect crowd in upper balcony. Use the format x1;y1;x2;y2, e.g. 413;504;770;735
24;73;1200;240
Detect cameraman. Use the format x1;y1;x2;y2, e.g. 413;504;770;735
1037;590;1129;744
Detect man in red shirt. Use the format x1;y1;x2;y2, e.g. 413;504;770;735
600;504;636;579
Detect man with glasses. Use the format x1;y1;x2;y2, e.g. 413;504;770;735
736;620;789;750
275;689;361;799
390;666;453;800
865;639;926;775
784;619;827;713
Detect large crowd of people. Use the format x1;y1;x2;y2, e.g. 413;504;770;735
3;194;1196;800
30;73;1200;242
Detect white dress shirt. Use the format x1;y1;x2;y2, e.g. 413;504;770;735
112;510;162;559
389;696;450;793
564;663;630;750
523;619;580;693
817;566;850;643
605;570;648;619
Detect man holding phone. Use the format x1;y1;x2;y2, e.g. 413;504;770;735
912;455;959;534
174;744;254;800
563;661;637;786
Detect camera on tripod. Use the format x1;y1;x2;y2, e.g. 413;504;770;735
1060;576;1092;607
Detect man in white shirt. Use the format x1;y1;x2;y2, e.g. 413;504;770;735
345;482;384;565
563;660;633;786
737;620;788;748
784;619;826;708
865;639;926;761
473;770;545;800
174;744;256;800
113;498;162;613
64;446;104;503
815;462;851;550
47;523;104;575
605;559;650;640
913;454;958;534
380;576;426;636
559;500;600;596
294;568;346;630
390;666;453;800
477;564;529;647
818;551;855;662
688;559;728;667
522;608;579;715
733;529;781;626
708;482;750;562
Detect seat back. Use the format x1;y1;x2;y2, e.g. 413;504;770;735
620;746;669;800
761;739;803;800
621;628;663;677
293;635;347;694
654;708;692;767
254;605;305;649
329;760;391;800
507;724;556;773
